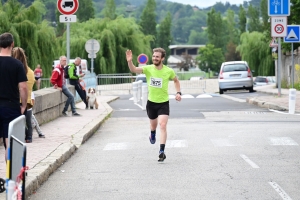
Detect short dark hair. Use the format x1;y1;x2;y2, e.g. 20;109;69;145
0;33;14;48
153;47;166;58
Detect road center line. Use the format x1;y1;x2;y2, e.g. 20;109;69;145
268;181;293;200
239;154;260;168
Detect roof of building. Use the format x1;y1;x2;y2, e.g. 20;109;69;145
169;45;205;49
167;55;186;64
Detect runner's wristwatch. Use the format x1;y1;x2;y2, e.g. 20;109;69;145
176;92;182;96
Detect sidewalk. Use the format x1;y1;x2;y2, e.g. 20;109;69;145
0;95;119;199
0;84;299;199
247;84;300;113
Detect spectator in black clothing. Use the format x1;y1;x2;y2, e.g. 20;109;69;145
67;57;88;109
0;33;28;161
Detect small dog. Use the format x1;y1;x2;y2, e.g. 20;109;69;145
87;88;98;109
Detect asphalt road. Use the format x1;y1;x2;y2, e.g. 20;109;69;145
29;93;300;200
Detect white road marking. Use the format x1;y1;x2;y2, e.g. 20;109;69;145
166;140;188;148
211;138;241;147
240;154;260;168
103;143;130;150
134;103;143;109
118;108;138;111
196;94;212;98
130;94;216;100
181;94;194;98
269;182;293;200
269;109;300;115
220;94;246;103
268;137;299;146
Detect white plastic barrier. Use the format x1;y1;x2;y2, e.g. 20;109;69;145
289;88;296;114
132;82;138;103
137;80;143;102
142;85;148;110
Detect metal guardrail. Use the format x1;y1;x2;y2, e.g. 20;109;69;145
96;74;206;94
97;73;135;94
40;73;207;96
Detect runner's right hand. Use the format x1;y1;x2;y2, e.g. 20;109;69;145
126;50;132;62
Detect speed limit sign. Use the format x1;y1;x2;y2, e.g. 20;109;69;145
271;17;287;37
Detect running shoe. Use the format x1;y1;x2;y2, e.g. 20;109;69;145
158;151;166;162
149;133;156;144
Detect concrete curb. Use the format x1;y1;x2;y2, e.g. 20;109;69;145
24;97;119;199
246;97;288;111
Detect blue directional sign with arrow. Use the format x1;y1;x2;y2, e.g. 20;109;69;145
268;0;290;16
284;25;300;43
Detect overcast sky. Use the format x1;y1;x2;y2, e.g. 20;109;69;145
168;0;245;8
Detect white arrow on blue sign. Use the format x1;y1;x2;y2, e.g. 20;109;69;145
284;25;300;43
268;0;290;16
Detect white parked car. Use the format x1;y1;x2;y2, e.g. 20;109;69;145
218;61;254;94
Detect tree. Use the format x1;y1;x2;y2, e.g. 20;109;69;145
206;8;228;53
237;31;274;76
104;0;116;20
69;16;152;75
76;0;95;22
0;0;61;79
260;0;269;32
238;5;246;35
225;9;239;45
225;42;241;61
196;44;225;72
156;12;172;61
247;4;261;32
139;0;157;49
188;30;207;45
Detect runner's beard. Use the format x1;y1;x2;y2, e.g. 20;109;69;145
153;60;161;66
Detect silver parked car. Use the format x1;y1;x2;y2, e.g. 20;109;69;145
218;61;254;94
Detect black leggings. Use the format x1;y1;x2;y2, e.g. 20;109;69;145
70;80;87;105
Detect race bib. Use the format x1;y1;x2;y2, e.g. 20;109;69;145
150;77;162;88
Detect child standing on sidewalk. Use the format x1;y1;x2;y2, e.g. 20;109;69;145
31;92;45;138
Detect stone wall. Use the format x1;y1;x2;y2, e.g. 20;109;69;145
32;85;75;125
280;48;300;85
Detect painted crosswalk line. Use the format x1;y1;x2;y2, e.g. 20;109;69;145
166;140;188;148
268;137;299;145
130;94;213;100
103;143;131;150
196;94;213;98
211;138;241;147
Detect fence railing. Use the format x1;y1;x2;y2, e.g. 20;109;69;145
97;73;135;94
39;73;207;96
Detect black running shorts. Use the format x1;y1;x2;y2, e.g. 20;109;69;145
146;100;169;120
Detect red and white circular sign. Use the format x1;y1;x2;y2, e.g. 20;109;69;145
274;24;284;34
57;0;79;15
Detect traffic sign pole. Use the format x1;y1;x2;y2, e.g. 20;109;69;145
291;43;294;88
278;39;282;96
91;40;94;74
67;22;70;64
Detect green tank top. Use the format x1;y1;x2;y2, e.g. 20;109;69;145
142;65;176;103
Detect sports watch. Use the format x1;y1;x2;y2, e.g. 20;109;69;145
176;92;182;96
